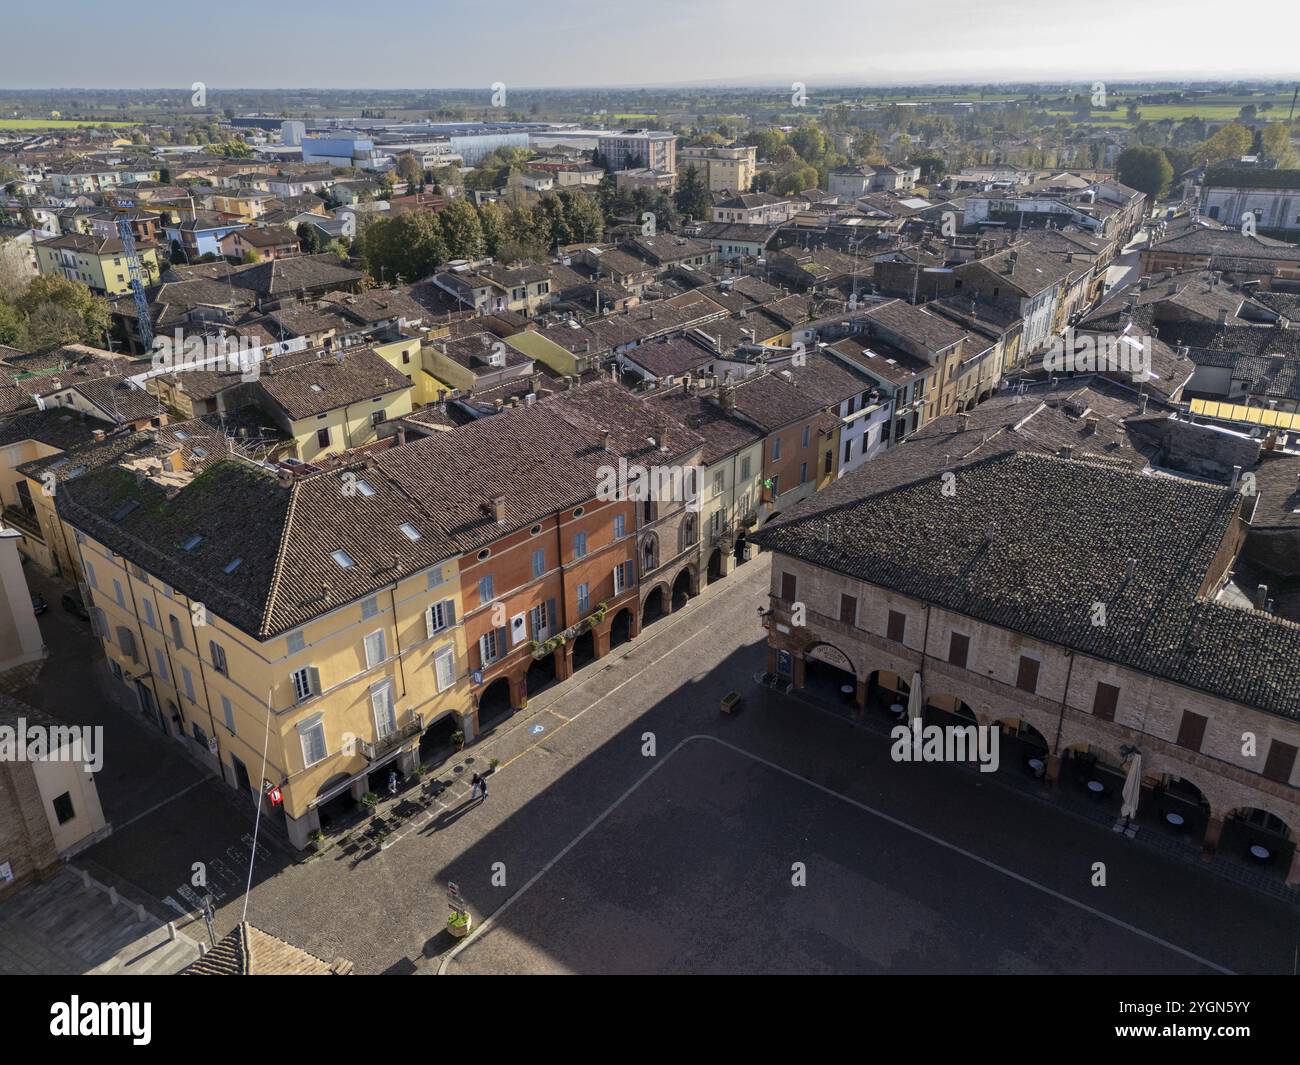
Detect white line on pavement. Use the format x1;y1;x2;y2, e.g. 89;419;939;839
438;734;1236;976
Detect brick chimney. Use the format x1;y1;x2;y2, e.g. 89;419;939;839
491;495;507;523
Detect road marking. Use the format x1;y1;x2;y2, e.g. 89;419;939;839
111;777;209;832
439;734;1236;976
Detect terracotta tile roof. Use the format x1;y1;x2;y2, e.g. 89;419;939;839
755;450;1300;717
182;922;352;975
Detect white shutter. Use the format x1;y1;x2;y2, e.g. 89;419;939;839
365;630;387;668
434;647;455;692
371;683;396;737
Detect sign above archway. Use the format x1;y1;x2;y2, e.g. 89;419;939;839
807;642;854;674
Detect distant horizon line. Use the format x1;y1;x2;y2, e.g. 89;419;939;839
4;75;1300;94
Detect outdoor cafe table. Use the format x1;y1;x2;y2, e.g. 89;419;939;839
1249;844;1271;861
1087;780;1105;794
1165;812;1185;827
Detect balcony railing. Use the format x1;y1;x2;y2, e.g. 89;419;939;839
2;506;43;540
361;713;423;762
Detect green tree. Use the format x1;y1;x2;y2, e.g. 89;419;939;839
359;211;446;283
674;165;712;222
909;154;946;184
395;154;424;189
1115;146;1173;200
297;222;321;254
14;275;110;347
1261;122;1299;168
0;302;27;347
439;199;485;259
1200;123;1253;166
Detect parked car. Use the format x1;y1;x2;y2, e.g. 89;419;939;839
60;592;90;621
31;593;48;616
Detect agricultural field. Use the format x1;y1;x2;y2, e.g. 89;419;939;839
0;118;138;129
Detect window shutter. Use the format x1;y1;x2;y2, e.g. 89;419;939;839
1263;739;1297;783
425;604;436;638
887;610;906;643
547;598;557;632
1176;711;1207;752
948;633;969;669
444;599;456;627
496;626;508;657
307;666;320;696
1092;682;1119;721
1016;656;1039;694
780;572;797;602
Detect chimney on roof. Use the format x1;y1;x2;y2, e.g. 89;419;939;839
395;425;406;446
1231;465;1242;488
1139;277;1150;291
600;428;611;450
654;415;668;451
1217;308;1228;326
1139;393;1149;414
1256;583;1269;610
1085;416;1099;435
720;383;736;412
1061;445;1073;460
491;495;507;524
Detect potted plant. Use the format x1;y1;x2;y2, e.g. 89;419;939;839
486;757;500;775
309;829;326;852
447;909;472;938
720;690;742;715
360;791;379;812
451;729;465;750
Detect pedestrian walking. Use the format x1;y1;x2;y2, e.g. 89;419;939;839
470;772;483;801
388;769;398;796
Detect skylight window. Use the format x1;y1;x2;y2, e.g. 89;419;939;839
182;533;202;551
174;430;188;440
310;383;323;392
224;557;242;573
399;523;421;541
355;480;375;497
331;550;355;568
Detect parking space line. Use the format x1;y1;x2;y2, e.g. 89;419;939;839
438;734;1235;976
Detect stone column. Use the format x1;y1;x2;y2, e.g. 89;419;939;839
510;670;529;710
556;644;574;682
854;678;868;717
1287;848;1300;888
1045;753;1062;785
792;653;806;690
1201;816;1224;860
594;625;611;659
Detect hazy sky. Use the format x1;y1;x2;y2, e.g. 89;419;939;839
3;0;1296;89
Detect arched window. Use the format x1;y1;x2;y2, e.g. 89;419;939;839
642;534;658;573
681;513;698;550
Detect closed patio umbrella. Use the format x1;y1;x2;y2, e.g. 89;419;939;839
1120;753;1142;819
906;671;924;726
